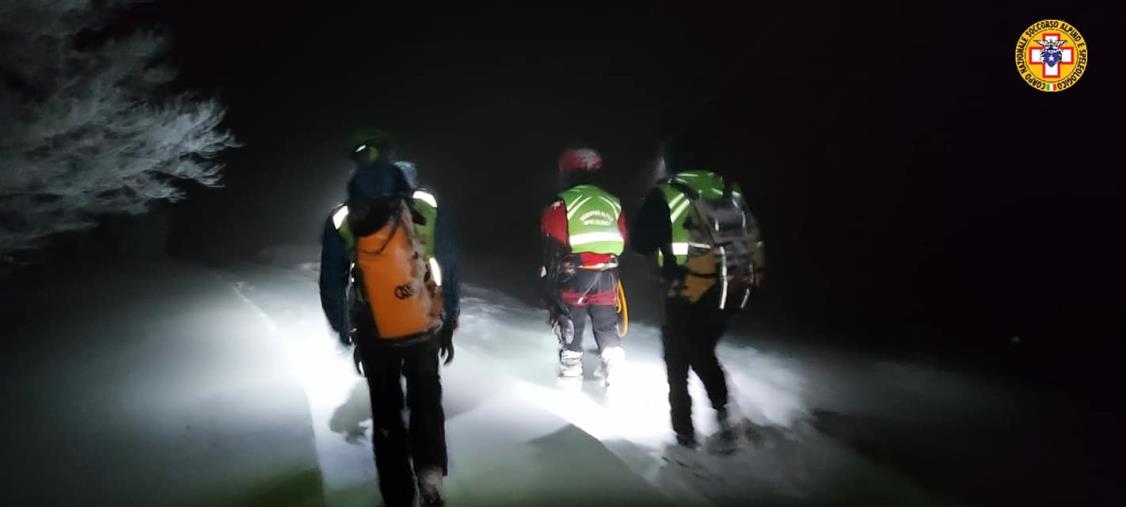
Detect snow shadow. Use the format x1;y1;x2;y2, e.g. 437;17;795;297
328;380;371;444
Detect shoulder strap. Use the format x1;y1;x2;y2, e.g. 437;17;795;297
667;177;699;201
721;176;734;199
670;173;733;201
407;196;426;226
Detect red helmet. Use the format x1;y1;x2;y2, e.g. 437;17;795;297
558;147;603;175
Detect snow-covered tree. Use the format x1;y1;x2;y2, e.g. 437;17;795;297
0;0;237;263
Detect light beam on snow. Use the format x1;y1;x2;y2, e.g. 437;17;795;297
281;329;358;405
511;337;809;445
236;268;811;503
513;361;693;445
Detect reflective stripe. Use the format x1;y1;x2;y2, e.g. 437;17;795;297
669;242;710;256
666;193;686;212
578;261;619;270
429;257;443;287
718;246;728;310
570;231;624;246
669;199;692;224
566;196;593;220
413;190;437;208
561;184;623;254
598;195;621;213
332;206;349;229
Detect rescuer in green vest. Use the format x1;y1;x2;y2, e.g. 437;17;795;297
541;147;628;385
631;145;765;449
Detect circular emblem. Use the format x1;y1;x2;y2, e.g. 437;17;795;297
394;283;415;300
1015;19;1088;92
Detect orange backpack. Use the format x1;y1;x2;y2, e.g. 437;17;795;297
352;203;444;341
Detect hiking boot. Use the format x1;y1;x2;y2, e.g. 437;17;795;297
717;408;737;442
559;349;583;379
598;346;624;386
710;408;739;454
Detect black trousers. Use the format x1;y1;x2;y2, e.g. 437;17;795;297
358;338;447;507
558;268;621;354
662;290;731;437
562;303;621;354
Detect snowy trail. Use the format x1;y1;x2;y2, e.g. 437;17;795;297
230;264;676;505
2;261;322;506
231;262;953;506
225;263;382;506
1;259;1108;505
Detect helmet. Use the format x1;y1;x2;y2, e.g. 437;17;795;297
350;128;396;163
557;147;603;175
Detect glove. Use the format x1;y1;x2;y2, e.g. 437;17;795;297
353;347;365;377
552;312;575;346
438;319;457;365
337;327;354;348
660;255;684;282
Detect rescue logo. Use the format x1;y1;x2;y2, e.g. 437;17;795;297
1015;19;1087;92
394;282;415;300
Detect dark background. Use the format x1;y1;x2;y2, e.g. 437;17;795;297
115;2;1122;388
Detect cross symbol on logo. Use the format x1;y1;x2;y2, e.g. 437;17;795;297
1029;33;1075;79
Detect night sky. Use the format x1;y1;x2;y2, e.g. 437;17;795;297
129;2;1121;379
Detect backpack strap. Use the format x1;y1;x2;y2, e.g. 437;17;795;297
662;177;719;279
668;173;734;200
661;177;695;275
721;176;734;199
370;212;403;255
666;177;699;201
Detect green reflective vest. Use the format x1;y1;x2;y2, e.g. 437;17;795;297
410;189;438;258
559;184;624;255
334;190;439;259
656;170;743;266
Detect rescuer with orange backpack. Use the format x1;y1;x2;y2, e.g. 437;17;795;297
319;129;459;506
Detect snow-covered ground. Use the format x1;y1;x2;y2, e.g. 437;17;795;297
4;257;1112;506
229;260;962;506
1;260;322;506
